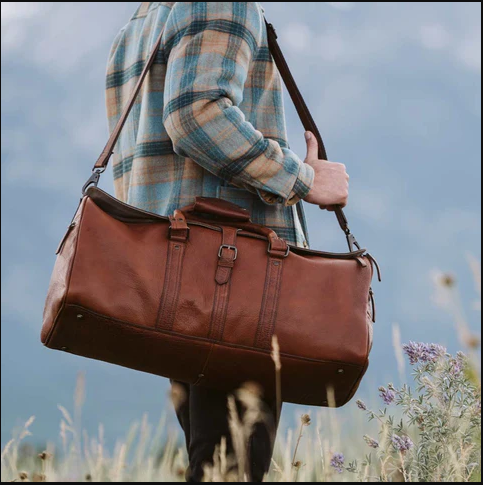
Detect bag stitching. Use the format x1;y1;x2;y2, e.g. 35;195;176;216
156;240;186;331
218;280;233;342
156;239;174;329
254;257;273;347
255;257;284;350
168;243;185;328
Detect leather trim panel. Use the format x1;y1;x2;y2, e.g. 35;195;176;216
156;240;187;331
255;257;284;350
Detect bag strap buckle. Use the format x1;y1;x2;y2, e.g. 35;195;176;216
267;242;290;259
218;245;238;261
82;168;106;195
346;231;361;252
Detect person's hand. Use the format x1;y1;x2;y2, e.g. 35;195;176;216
303;132;349;210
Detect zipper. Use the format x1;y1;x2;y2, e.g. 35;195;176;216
369;288;376;323
87;188;372;261
56;222;76;255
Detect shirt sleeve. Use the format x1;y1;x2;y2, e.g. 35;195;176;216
162;2;314;206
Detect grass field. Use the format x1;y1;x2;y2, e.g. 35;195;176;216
2;262;480;482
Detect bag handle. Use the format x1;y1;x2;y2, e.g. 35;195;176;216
188;197;252;222
177;199;291;259
85;15;360;251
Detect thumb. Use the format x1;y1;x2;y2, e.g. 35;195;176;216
305;132;319;160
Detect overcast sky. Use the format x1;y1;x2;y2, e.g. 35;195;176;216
1;2;481;446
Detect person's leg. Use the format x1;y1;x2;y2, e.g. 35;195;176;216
248;396;279;482
172;381;280;482
186;385;236;482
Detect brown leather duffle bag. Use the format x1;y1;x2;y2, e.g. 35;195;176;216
41;20;381;407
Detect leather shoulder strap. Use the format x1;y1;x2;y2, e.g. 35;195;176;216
93;26;166;171
264;21;351;236
91;17;355;242
264;21;327;161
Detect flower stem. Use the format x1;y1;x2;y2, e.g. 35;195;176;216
292;423;304;467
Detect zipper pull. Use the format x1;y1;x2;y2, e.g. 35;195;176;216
366;253;382;282
369;288;377;323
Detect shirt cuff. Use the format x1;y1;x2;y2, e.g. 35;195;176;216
287;161;315;206
258;162;315;207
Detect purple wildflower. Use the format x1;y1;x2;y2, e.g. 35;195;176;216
392;435;414;453
330;453;345;474
450;358;464;377
356;400;368;411
379;386;396;405
403;342;424;365
425;343;447;361
403;342;446;365
363;435;380;449
451;352;468;377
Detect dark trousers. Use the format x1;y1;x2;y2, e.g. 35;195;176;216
172;381;280;482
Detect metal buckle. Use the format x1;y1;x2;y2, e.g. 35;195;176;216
168;226;190;241
82;167;106;195
218;245;238;261
267;243;290;259
346;232;361;252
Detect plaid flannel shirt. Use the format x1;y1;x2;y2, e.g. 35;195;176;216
106;2;313;246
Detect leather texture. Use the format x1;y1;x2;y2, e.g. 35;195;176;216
192;198;251;223
41;190;376;407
